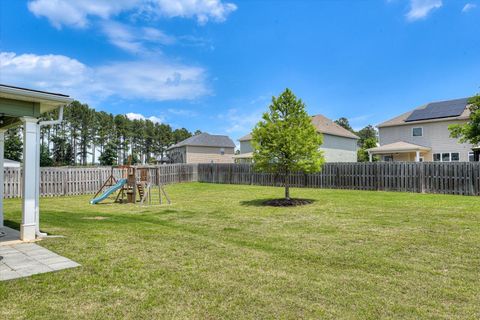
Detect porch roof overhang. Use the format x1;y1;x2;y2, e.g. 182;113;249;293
232;152;253;159
367;141;431;155
0;84;73;130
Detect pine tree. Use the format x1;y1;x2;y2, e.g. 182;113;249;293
4;128;23;161
99;142;118;166
252;88;324;200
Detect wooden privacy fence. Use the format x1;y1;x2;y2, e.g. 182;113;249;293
3;164;197;198
198;162;480;196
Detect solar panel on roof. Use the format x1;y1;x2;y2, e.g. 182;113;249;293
405;98;469;122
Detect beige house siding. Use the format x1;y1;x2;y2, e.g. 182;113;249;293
240;140;253;154
186;146;234;164
379;120;473;162
167;146;187;163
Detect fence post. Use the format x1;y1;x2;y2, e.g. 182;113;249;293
419;163;425;194
468;163;474;196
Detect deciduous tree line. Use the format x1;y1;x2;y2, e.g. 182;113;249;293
4;101;196;166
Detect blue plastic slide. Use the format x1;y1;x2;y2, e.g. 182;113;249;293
90;178;127;204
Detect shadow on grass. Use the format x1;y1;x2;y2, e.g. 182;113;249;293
240;198;316;207
3;219;20;231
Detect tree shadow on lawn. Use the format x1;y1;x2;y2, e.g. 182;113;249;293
240;198;316;207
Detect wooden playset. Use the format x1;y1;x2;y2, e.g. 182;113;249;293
90;165;170;205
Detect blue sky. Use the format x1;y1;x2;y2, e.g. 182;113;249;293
1;0;479;142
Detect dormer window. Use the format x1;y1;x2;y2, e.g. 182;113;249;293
412;127;423;137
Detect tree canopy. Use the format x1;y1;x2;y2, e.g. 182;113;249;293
4;100;197;166
252;89;324;200
334;117;354;133
449;95;480;144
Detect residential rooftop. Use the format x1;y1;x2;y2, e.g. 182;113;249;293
168;132;235;150
239;114;359;141
378;97;471;128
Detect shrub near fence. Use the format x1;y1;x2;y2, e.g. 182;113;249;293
3;164;197;198
198;162;480;196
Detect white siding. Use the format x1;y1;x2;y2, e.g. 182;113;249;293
379;120;473;162
320;134;358;162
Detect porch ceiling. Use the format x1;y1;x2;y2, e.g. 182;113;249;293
0;84;72;129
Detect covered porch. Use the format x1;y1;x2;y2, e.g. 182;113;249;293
367;141;431;162
0;84;72;242
232;152;253;163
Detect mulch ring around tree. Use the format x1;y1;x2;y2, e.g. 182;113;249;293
262;198;314;207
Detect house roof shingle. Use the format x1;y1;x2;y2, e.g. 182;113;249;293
168;133;235;150
378;98;471;128
238;114;359;141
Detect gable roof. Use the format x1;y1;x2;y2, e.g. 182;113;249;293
378;98;471;128
238;114;359;141
167;133;235;150
310;114;359;139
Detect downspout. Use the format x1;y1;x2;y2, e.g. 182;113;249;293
35;106;64;237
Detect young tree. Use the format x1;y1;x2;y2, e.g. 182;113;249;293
449;95;480;144
252;88;324;200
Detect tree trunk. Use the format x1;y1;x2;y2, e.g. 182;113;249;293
285;170;290;200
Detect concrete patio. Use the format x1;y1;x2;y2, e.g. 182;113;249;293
0;226;80;281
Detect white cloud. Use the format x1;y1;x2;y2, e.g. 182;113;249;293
101;21;175;54
462;3;477;12
27;0;237;28
0;51;209;103
126;112;164;123
150;0;237;25
406;0;442;21
27;0;138;29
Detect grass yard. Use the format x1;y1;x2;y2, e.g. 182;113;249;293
1;183;479;319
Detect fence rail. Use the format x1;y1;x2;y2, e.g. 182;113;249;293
5;162;480;198
197;162;480;196
3;164;197;198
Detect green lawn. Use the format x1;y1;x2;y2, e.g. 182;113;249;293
1;183;479;319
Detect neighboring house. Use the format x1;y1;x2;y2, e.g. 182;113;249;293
367;97;478;162
166;132;235;164
234;114;359;163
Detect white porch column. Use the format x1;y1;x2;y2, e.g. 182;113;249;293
415;151;420;162
368;152;373;162
0;129;5;227
35;123;46;237
21;117;38;241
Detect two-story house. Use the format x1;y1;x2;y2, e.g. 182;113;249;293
166;132;235;164
367;97;478;162
234;114;359;163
